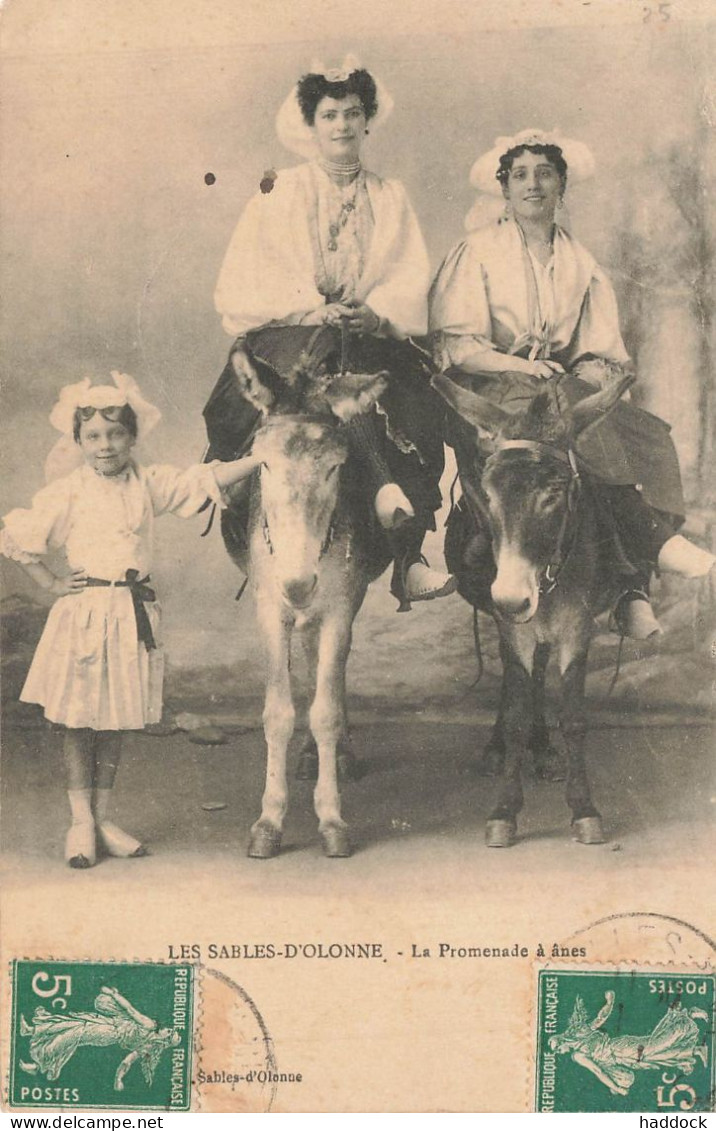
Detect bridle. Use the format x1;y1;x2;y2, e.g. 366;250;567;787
256;414;343;564
484;438;583;596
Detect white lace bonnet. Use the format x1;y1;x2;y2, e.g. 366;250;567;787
275;54;395;159
465;128;595;231
45;371;161;481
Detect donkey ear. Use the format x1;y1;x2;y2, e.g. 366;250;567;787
324;371;388;422
431;371;511;437
571;369;635;439
230;346;276;411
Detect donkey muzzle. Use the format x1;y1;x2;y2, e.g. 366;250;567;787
281;575;318;609
491;590;536;622
491;554;539;622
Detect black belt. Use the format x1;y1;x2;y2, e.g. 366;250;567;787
85;570;157;650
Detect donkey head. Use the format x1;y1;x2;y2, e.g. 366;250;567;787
233;341;386;609
432;365;634;622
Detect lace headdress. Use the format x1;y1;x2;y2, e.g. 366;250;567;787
275;54;394;159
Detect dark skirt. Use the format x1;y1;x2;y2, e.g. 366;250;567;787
203;325;446;524
444;367;685;520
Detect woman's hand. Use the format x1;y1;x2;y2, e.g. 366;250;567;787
299;306;334;326
523;358;565;380
300;303;350;327
50;568;88;597
300;303;381;334
334;303;381;335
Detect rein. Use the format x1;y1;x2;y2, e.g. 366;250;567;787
486;439;583;596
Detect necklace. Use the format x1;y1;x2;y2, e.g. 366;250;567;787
326;176;362;253
318;157;361;179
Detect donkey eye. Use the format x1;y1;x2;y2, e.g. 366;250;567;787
537;490;563;511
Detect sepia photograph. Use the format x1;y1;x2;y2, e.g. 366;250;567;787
1;0;714;1113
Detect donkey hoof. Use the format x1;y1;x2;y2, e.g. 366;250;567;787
572;816;605;845
295;751;318;781
485;819;517;848
247;823;282;859
320;824;352;858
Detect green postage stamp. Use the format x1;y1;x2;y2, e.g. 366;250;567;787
535;969;715;1113
8;961;194;1110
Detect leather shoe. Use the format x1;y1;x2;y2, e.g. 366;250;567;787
404;561;457;602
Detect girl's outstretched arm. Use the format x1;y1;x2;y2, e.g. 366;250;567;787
212;453;261;490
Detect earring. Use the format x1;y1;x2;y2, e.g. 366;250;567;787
503;202;511;220
557;197;565;209
365;129;370;135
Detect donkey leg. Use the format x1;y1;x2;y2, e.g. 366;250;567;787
485;637;532;847
530;643;565;782
295;626;320;781
296;624;357;783
477;693;506;778
310;615;353;858
248;606;294;859
558;649;604;844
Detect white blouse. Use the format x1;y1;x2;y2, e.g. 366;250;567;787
214;162;430;339
429;217;629;369
1;462;223;581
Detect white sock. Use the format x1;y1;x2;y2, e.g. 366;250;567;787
67;789;93;826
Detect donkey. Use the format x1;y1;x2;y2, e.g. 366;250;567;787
432;365;635;848
220;326;392;858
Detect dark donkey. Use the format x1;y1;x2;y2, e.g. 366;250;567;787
433;365;635;848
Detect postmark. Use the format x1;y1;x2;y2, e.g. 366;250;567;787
9;961;194;1110
194;968;280;1113
535;969;715;1113
566;913;716;967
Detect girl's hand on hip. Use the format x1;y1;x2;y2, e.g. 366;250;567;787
51;568;88;597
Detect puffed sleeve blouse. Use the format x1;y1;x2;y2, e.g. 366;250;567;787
214;162;430;339
1;462;224;581
429;217;629;370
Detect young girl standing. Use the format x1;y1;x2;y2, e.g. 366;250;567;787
1;372;258;869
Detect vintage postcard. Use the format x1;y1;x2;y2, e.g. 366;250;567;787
1;0;714;1113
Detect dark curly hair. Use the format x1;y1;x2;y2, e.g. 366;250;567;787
73;404;138;443
496;144;568;191
296;69;378;126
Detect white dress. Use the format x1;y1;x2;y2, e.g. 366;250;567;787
214;162;430;338
1;461;223;730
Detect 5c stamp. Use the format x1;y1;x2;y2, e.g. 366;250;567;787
535;969;715;1113
9;961;194;1110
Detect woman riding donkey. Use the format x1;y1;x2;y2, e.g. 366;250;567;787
206;57;455;609
429;129;715;636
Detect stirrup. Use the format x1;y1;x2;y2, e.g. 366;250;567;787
65;820;96;868
610;590;662;640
